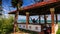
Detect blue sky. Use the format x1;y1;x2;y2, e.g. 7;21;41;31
2;0;15;14
2;0;35;14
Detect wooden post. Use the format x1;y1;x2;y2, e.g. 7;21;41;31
39;15;41;24
26;12;29;29
55;14;58;24
50;8;55;34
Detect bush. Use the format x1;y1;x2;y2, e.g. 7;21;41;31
0;15;14;34
56;23;60;34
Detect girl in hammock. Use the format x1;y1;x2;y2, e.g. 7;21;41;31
30;17;39;23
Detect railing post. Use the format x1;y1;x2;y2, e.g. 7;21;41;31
50;8;55;34
26;12;29;29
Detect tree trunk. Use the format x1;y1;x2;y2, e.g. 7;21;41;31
14;3;20;34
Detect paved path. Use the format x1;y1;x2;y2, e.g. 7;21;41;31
11;31;30;34
11;32;30;34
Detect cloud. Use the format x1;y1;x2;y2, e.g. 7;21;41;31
3;9;9;14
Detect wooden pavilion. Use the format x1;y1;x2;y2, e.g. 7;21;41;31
8;0;60;34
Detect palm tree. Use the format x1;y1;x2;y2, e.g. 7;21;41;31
0;0;2;15
0;0;2;4
11;0;23;8
34;0;43;3
11;0;23;33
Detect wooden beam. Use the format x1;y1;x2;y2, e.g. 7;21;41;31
55;14;58;24
50;8;55;34
26;12;29;29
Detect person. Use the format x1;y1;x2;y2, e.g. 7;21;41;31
32;18;36;23
43;25;47;34
43;24;51;34
46;24;51;34
30;17;38;23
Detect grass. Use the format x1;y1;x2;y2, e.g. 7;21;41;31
56;23;60;34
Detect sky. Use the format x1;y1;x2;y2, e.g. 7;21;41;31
2;0;37;20
2;0;15;14
1;0;60;20
2;0;35;14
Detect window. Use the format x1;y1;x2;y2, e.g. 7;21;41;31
40;15;45;24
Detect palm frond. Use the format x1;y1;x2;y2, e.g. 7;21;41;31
0;0;2;4
11;0;23;8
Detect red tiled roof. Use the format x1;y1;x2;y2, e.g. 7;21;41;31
23;0;57;10
10;1;56;11
9;0;59;14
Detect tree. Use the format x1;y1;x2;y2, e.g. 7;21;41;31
11;0;23;33
0;0;2;4
0;0;2;15
11;0;23;8
0;15;14;34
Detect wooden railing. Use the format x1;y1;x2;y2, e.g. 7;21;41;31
18;23;41;32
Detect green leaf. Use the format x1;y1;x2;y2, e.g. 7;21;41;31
11;0;23;8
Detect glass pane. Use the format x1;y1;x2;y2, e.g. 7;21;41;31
40;15;44;24
46;15;51;23
17;15;26;23
46;15;56;23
